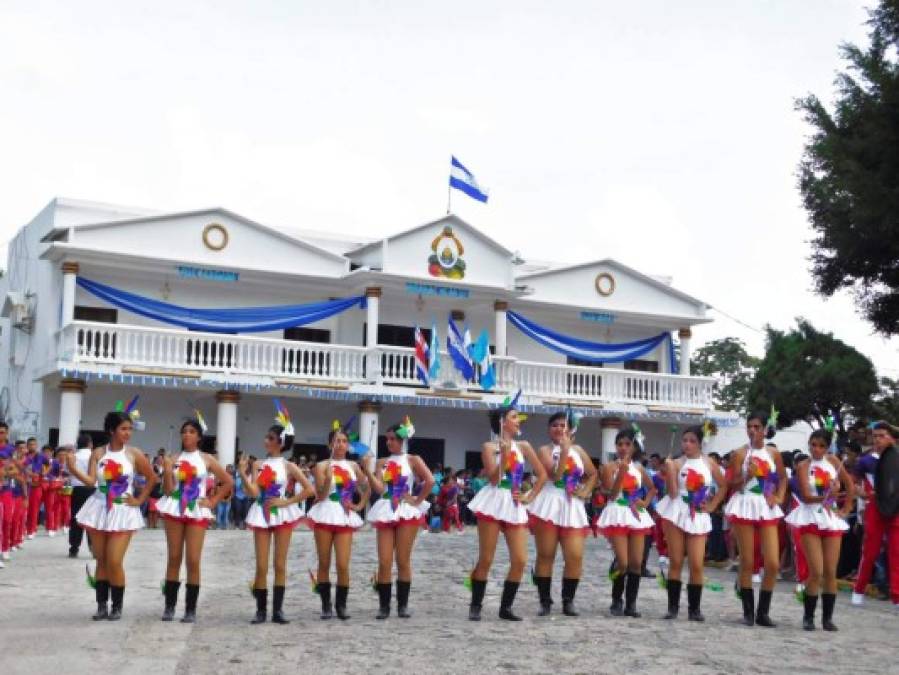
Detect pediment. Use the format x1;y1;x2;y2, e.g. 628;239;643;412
63;209;348;277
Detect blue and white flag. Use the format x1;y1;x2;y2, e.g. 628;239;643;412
447;317;475;380
428;321;442;381
449;156;489;203
469;329;496;391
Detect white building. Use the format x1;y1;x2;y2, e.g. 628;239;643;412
0;197;746;469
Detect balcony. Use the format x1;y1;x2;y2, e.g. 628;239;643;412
57;321;715;410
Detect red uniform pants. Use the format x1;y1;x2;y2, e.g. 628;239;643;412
442;504;463;532
854;502;899;602
26;485;43;535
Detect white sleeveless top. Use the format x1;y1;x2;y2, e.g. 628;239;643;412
612;462;643;503
74;446;145;532
155;450;214;522
256;456;291;501
97;446;135;501
742;447;777;495
784;457;847;533
677;456;712;501
552;444;585;493
382;453;413;500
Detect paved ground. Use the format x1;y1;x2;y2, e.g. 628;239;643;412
0;526;895;674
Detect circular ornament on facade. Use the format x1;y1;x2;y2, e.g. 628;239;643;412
202;223;229;251
594;272;616;296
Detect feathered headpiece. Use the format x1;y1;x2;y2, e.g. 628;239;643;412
194;408;208;435
702;419;718;446
114;395;140;418
631;422;645;451
273;399;295;440
114;395;144;430
396;416;415;440
765;404;779;440
566;404;583;435
331;417;372;456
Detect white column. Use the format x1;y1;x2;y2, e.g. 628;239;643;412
216;390;239;467
358;400;381;473
494;300;508;357
600;418;622;463
61;261;79;327
58;378;85;446
678;327;692;376
365;287;382;383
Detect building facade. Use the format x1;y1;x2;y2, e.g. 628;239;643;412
0;198;744;469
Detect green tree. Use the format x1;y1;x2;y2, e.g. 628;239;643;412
747;319;879;428
796;0;899;336
875;376;899;422
691;337;759;413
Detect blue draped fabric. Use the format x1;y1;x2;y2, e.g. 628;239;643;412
76;277;366;333
507;310;677;373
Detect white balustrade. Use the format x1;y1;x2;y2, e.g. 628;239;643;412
57;322;714;409
63;321;367;383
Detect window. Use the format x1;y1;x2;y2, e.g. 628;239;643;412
282;327;331;376
567;356;602;368
284;327;330;343
74;306;117;323
377;434;445;469
362;324;430;347
74;306;118;359
624;359;659;373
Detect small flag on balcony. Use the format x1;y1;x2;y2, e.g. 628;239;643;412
469;329;496;391
447;317;475;381
414;326;430;386
428;321;441;381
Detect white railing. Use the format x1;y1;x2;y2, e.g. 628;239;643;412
60;321;367;384
514;359;714;408
57;321;714;409
377;345;472;390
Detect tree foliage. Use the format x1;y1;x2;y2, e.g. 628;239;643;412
796;0;899;335
875;376;899;422
690;337;759;413
747;319;879;429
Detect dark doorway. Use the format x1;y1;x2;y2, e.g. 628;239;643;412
465;450;484;472
293;443;329;463
377;435;444;469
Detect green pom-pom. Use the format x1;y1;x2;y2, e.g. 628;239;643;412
160;579;166;595
656;571;667;590
608;567;622;582
704;581;724;592
464;575;473;591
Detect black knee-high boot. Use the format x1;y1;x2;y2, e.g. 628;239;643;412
821;593;838;632
498;580;522;621
803;593;818;631
272;585;289;624
162;580;180;622
610;573;625;616
396;580;411;618
687;584;705;622
335;585;350;620
376;582;392;620
182;583;199;623
561;578;580;617
535;576;552;616
624;572;642;618
756;589;776;627
251;587;267;624
318;581;332;620
109;585;124;621
93;580;110;621
469;578;487;621
740;587;755;626
664;579;682;619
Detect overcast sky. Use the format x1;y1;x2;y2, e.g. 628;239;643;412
1;0;896;375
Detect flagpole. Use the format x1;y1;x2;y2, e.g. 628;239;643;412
447;181;452;214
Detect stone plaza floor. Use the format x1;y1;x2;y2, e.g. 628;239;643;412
0;526;894;674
